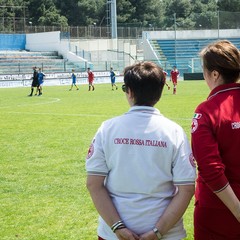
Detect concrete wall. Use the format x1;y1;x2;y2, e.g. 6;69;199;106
70;38;137;65
143;29;240;40
142;38;159;63
0;34;26;50
25;31;87;64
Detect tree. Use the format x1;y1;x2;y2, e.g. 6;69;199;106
28;0;67;26
77;0;105;26
38;5;68;26
190;0;218;29
1;0;240;31
117;0;165;28
217;0;240;12
0;0;28;31
117;0;135;26
163;0;192;30
56;0;105;26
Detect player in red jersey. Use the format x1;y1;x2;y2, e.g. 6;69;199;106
170;66;179;94
191;40;240;240
87;67;95;91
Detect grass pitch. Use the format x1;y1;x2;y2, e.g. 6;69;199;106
0;81;208;240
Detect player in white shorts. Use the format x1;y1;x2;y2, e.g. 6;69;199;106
86;61;196;240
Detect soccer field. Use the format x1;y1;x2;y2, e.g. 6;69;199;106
0;81;208;240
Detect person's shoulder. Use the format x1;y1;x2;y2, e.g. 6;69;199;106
193;100;210;117
101;114;125;127
161;115;186;133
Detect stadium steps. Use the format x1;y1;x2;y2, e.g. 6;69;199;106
149;40;167;62
0;50;83;74
150;38;240;74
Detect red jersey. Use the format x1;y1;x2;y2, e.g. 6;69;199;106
191;83;240;209
170;69;179;83
88;71;94;83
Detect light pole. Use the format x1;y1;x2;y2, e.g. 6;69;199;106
111;0;117;39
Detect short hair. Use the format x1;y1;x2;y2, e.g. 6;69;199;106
123;61;165;106
200;40;240;84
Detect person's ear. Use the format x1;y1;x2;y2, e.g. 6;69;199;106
212;70;220;81
127;88;134;99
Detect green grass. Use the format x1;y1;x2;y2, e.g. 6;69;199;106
0;81;209;240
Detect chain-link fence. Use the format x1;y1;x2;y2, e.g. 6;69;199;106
0;11;239;39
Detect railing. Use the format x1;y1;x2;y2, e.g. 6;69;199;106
0;11;239;39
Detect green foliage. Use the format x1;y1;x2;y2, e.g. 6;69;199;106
0;81;208;239
38;5;68;26
117;0;135;25
217;0;240;12
0;0;240;31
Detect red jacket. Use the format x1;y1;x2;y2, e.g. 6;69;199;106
191;83;240;208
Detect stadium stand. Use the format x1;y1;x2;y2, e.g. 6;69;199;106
0;32;87;75
150;38;240;74
0;50;87;74
0;50;67;74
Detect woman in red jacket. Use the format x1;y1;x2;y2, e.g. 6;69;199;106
191;40;240;240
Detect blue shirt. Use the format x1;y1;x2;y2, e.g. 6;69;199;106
38;72;45;84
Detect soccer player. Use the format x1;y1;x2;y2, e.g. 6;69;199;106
110;67;118;90
170;66;179;94
191;40;240;239
28;66;38;96
37;68;45;96
86;61;196;240
163;70;170;90
87;67;95;91
69;69;79;91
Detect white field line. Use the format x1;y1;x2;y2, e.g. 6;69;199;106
6;111;110;118
0;97;61;109
1;97;192;120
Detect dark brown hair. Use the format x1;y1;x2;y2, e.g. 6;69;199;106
123;61;166;106
200;40;240;84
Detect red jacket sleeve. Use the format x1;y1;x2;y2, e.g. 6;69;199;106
191;106;228;192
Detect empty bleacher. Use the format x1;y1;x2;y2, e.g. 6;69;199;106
0;50;87;75
151;38;240;74
0;50;75;74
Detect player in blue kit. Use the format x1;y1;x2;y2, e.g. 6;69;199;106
37;68;45;96
110;67;118;90
69;69;79;91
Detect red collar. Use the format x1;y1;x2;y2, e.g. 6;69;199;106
208;83;240;100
